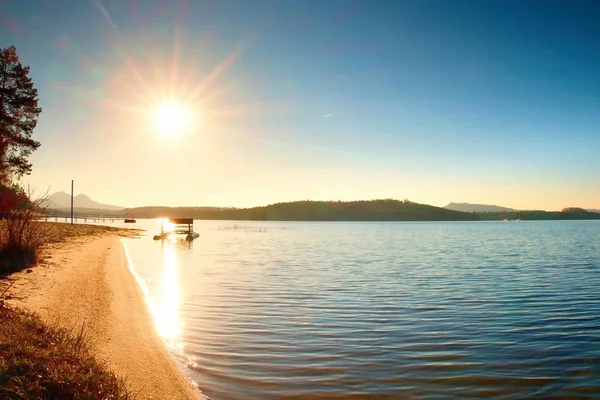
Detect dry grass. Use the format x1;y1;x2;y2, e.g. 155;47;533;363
0;186;142;399
0;301;134;399
0;222;140;274
0;187;49;272
38;222;141;245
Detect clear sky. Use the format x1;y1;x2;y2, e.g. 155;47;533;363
2;0;599;210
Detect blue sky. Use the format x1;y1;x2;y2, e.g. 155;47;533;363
1;0;599;209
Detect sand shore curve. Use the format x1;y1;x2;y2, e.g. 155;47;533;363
6;233;203;400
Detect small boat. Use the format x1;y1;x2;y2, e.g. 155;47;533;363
124;217;136;223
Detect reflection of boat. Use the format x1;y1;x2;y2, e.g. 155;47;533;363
154;218;199;241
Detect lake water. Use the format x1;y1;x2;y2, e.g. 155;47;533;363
120;220;600;399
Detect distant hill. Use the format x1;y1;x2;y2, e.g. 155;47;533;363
41;195;599;222
476;207;600;221
445;202;516;213
125;200;479;221
45;191;124;211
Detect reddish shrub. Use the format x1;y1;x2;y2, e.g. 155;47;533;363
0;185;48;272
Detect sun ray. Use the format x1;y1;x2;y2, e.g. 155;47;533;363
177;27;213;94
184;32;257;104
169;27;182;99
94;1;164;107
183;48;240;104
93;0;117;30
88;0;264;143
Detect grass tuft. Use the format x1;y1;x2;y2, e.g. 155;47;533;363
0;301;134;399
0;186;49;273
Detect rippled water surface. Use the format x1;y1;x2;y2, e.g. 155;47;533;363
122;220;600;399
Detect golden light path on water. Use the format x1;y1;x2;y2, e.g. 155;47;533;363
121;236;184;352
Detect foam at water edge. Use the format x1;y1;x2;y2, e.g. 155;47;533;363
119;238;201;392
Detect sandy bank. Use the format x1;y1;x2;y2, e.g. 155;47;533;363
5;231;202;400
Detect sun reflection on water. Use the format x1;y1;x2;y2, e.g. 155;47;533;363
156;218;176;234
155;239;184;350
121;238;184;352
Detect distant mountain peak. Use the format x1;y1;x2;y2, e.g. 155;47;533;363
46;192;123;211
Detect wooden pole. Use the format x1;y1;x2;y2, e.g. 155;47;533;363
70;180;74;224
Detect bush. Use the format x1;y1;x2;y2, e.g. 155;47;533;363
0;185;48;272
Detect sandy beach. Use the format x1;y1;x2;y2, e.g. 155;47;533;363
4;226;202;400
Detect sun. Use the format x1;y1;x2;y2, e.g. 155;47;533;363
152;101;194;136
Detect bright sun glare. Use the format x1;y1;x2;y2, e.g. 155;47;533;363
153;102;194;136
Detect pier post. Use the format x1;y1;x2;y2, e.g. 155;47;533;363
70;180;74;225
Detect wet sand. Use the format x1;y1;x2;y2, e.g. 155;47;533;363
4;225;203;400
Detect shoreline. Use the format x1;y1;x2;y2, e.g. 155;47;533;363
5;230;203;400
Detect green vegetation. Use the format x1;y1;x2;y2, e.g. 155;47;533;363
1;45;44;273
0;301;132;399
0;46;42;179
123;199;479;221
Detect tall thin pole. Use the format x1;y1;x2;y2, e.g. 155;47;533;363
70;180;74;224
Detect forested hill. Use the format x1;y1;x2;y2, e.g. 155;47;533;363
476;207;600;221
124;200;478;221
48;201;600;222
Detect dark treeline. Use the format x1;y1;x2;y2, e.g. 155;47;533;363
123;200;478;221
47;202;600;222
476;207;600;221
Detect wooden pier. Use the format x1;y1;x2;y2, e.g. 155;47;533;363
42;212;122;223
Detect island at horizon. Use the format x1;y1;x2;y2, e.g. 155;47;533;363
44;192;600;222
